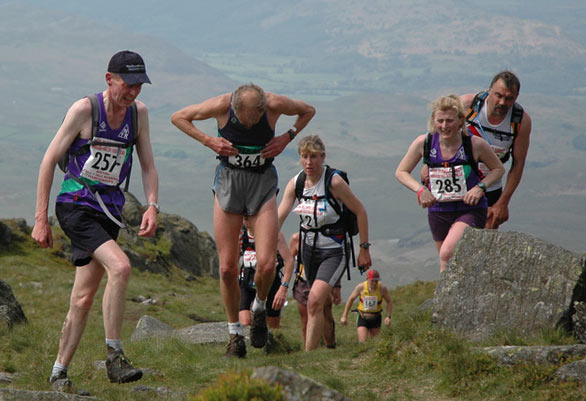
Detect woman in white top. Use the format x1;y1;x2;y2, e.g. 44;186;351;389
278;134;371;351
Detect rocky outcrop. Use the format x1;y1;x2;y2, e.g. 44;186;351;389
478;345;586;366
0;218;28;247
571;301;586;343
0;220;12;245
0;371;16;384
252;366;354;401
130;315;248;344
432;228;586;341
118;192;218;277
0;279;27;329
477;345;586;384
0;389;96;400
554;360;586;383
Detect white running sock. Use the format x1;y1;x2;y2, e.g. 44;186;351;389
228;322;243;336
51;361;67;378
252;296;266;313
106;338;122;352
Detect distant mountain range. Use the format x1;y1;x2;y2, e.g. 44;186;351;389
11;0;586;97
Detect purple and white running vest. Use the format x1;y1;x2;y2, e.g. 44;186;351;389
426;132;487;213
56;92;135;216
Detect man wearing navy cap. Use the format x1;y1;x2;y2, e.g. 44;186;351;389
32;50;158;389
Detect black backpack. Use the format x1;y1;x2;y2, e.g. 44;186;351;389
294;165;359;279
58;94;138;193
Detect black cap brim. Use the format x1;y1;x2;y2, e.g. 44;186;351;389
119;72;151;85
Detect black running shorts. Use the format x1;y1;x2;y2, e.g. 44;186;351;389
55;202;120;266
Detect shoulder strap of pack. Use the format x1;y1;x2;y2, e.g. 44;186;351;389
88;94;100;141
462;133;484;180
423;132;432;165
68;94;100;160
122;101;138;192
506;102;525;164
294;171;306;200
510;102;523;135
130;101;138;145
324;166;343;217
465;91;488;123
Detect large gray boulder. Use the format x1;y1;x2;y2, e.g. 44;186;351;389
252;366;354;401
131;315;248;344
0;279;27;329
432;228;586;340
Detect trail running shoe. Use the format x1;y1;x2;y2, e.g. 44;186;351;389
250;309;268;348
48;371;90;396
48;370;73;393
48;370;68;383
106;348;143;384
225;333;246;358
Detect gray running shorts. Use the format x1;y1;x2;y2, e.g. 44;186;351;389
213;163;278;216
300;245;345;287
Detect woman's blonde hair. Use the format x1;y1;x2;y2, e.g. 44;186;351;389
427;94;466;133
298;134;326;155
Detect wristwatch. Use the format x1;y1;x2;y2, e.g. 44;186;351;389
280;281;289;288
287;126;298;141
477;182;487;193
147;202;160;213
360;242;371;250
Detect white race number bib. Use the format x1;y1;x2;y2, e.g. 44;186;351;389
242;248;257;269
363;295;378;312
293;199;327;229
228;152;265;168
80;139;127;185
429;165;467;202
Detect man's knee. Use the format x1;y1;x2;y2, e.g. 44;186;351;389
70;290;96;311
219;265;239;283
255;255;276;277
108;257;132;282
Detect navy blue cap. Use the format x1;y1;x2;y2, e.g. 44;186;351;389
107;50;151;85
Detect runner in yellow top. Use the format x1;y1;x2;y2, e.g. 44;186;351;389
340;269;392;342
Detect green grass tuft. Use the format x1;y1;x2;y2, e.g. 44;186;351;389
190;370;284;401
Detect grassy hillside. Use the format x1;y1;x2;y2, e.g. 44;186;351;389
1;220;585;400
